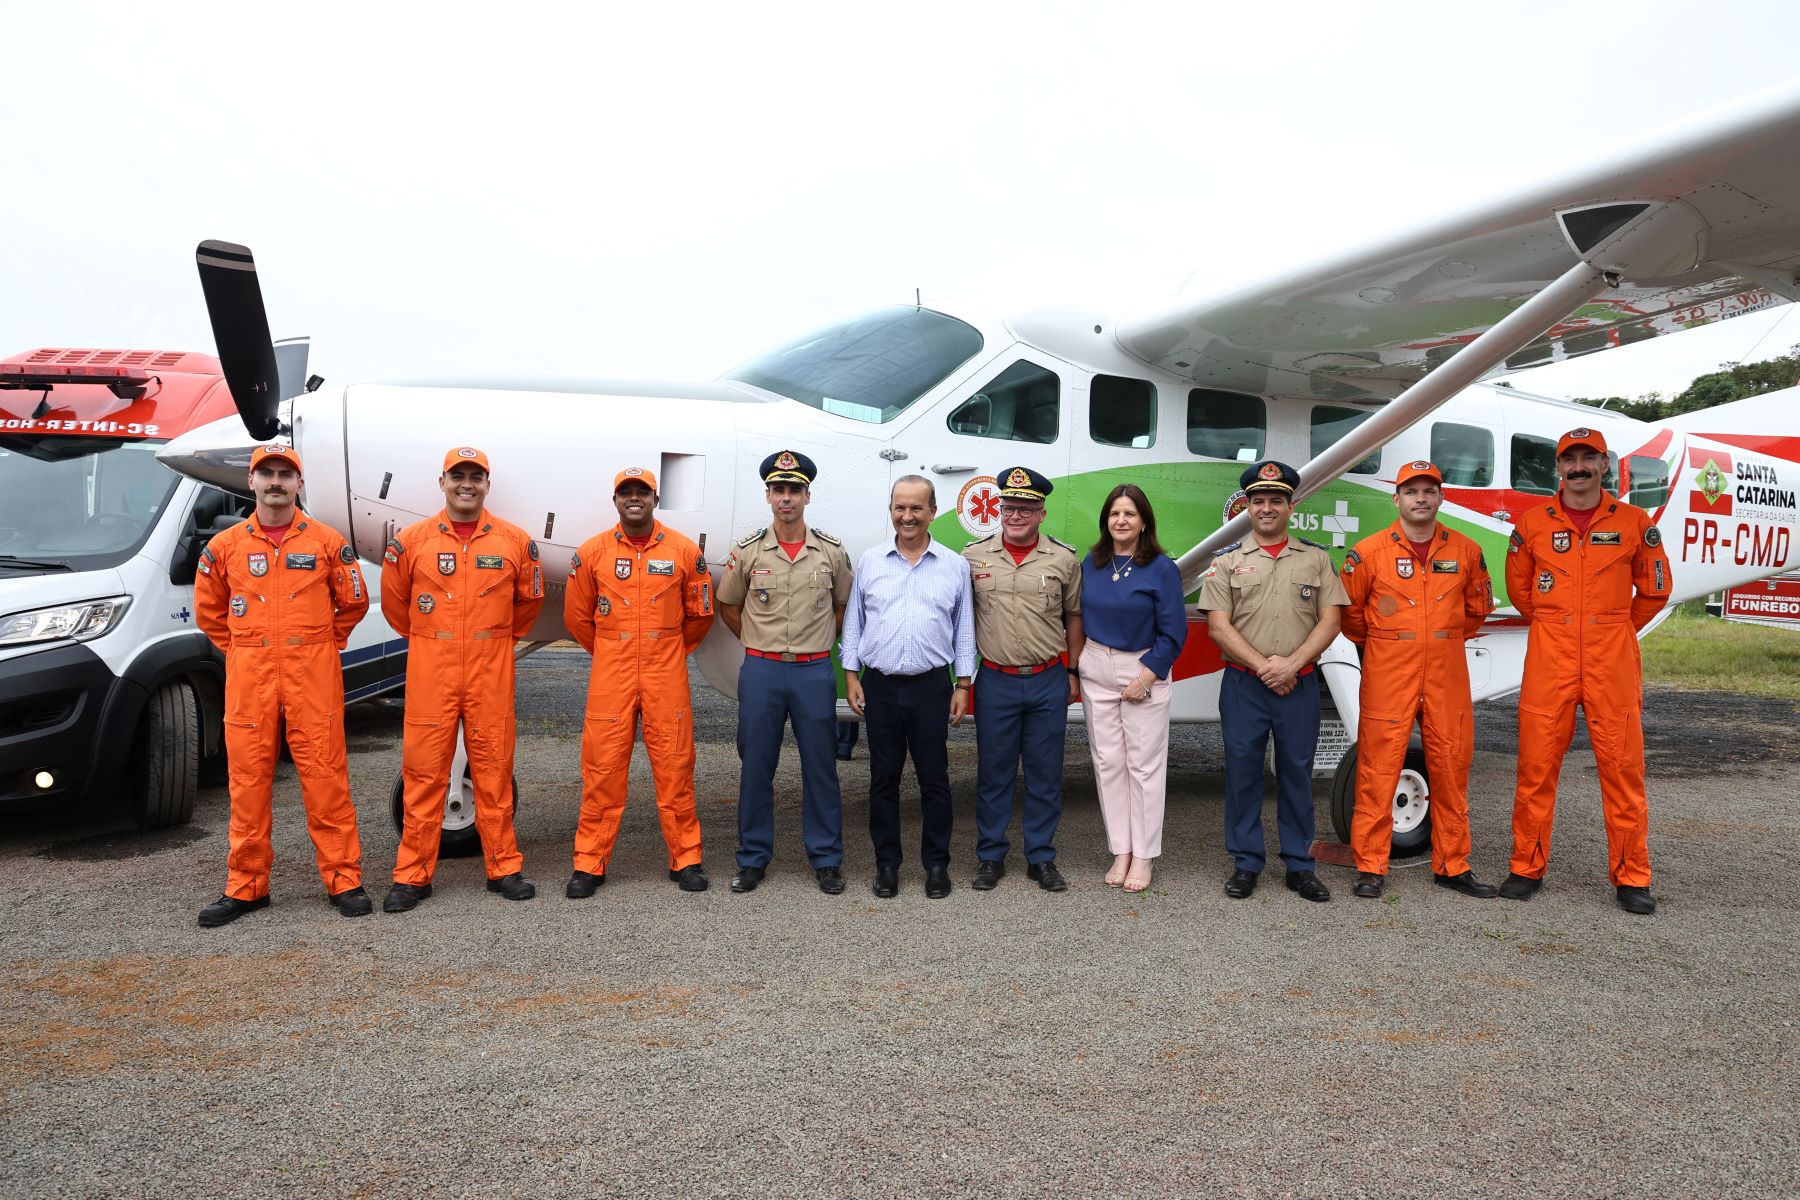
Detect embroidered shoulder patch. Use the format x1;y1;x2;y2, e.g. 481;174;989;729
340;544;356;564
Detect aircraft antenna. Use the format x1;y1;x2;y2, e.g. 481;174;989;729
915;288;921;309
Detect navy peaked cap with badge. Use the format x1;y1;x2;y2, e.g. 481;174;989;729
760;449;817;485
995;465;1053;501
1241;460;1300;495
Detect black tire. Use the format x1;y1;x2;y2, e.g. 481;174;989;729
389;770;519;860
132;680;199;828
1329;742;1432;857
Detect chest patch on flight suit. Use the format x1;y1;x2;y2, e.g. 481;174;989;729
340;544;356;564
648;560;674;575
248;553;269;577
230;595;247;618
1552;531;1571;553
1590;531;1622;545
439;553;460;576
1430;560;1458;573
286;553;316;570
1396;557;1414;579
597;596;611;616
615;558;632;580
476;555;504;569
1536;571;1555;593
418;593;435;613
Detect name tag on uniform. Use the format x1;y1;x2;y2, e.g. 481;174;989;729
285;553;316;570
1231;565;1257;575
476;555;504;569
751;568;773;575
972;572;991;580
1590;531;1622;545
1430;559;1458;573
648;559;674;575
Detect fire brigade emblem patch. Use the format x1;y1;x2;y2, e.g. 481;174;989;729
418;593;435;614
1299;584;1313;600
438;553;456;576
1259;462;1282;481
776;451;799;471
1537;571;1555;593
597;596;611;616
1645;526;1662;547
1552;531;1571;553
230;595;247;618
1396;557;1414;579
1006;467;1033;488
248;553;268;577
340;545;355;564
615;558;632;580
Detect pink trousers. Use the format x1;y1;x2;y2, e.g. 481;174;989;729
1079;641;1173;859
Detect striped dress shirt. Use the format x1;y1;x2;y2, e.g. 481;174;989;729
841;536;976;677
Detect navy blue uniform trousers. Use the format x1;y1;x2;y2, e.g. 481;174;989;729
1220;666;1319;874
736;656;844;870
974;663;1067;865
864;667;954;869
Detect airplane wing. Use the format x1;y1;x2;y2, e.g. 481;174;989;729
1114;80;1800;583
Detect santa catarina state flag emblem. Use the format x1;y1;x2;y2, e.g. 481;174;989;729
1689;448;1733;515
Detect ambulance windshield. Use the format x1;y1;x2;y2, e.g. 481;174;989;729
0;440;179;572
726;306;984;424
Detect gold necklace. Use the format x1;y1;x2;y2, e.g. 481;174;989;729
1111;553;1134;582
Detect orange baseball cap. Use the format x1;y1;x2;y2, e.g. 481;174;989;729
249;442;302;473
442;446;491;473
1394;459;1442;488
614;466;658;493
1556;427;1608;457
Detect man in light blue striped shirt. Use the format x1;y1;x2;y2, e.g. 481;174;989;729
841;476;976;900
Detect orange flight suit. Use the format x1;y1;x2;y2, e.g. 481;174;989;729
1506;493;1671;887
194;512;368;900
563;522;714;875
1340;523;1494;876
382;510;544;884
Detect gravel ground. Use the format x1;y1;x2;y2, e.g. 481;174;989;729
2;648;1797;1199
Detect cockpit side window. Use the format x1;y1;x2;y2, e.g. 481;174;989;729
946;361;1061;444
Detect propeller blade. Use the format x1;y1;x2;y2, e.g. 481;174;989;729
195;239;282;441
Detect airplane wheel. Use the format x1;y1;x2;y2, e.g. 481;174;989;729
1329;743;1432;857
389;770;519;859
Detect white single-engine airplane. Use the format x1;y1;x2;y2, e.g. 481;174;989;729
161;82;1800;856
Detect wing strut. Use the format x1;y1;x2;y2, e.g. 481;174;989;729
1176;259;1608;590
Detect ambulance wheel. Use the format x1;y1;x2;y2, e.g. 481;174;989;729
132;680;199;828
1328;743;1432;857
388;770;520;859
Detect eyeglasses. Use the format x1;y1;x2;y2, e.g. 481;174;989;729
998;504;1042;516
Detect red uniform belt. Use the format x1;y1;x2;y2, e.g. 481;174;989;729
980;654;1066;676
1226;661;1315;676
745;648;831;662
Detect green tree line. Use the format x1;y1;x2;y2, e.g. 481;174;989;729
1572;344;1800;420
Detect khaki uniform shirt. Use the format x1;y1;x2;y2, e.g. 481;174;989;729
717;525;853;654
960;534;1083;665
1196;537;1348;663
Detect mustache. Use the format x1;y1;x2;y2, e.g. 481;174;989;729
1566;470;1595;479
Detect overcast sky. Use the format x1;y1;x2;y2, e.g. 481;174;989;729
5;1;1799;402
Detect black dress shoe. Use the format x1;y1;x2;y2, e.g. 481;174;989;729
924;865;951;899
566;870;605;899
1498;872;1543;901
1352;872;1385;899
816;866;846;895
872;865;898;898
328;885;373;918
1223;868;1259;899
730;866;765;893
1285;870;1331;903
1027;861;1068;892
198;893;270;927
486;872;536;901
971;860;1005;891
670;864;709;892
1616;885;1656;915
383;882;432;913
1435;870;1497;898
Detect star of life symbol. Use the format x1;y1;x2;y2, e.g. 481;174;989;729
1320;500;1360;547
957;475;1002;537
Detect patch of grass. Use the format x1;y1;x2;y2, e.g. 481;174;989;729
1641;599;1800;701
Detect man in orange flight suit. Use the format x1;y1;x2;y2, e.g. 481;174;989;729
194;442;371;926
1340;459;1497;901
381;446;545;912
562;466;715;897
1504;427;1672;915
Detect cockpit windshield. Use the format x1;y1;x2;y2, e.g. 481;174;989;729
0;440;179;572
726;306;984;424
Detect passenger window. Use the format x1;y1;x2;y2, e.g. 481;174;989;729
1090;376;1156;449
1626;455;1670;508
1310;405;1381;475
1511;433;1558;496
1187;390;1265;461
947;360;1060;444
1430;423;1494;487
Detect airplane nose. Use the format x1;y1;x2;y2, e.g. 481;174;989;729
157;414;261;496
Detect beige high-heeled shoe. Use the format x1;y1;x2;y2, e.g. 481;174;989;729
1105;853;1131;887
1123;859;1153;893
